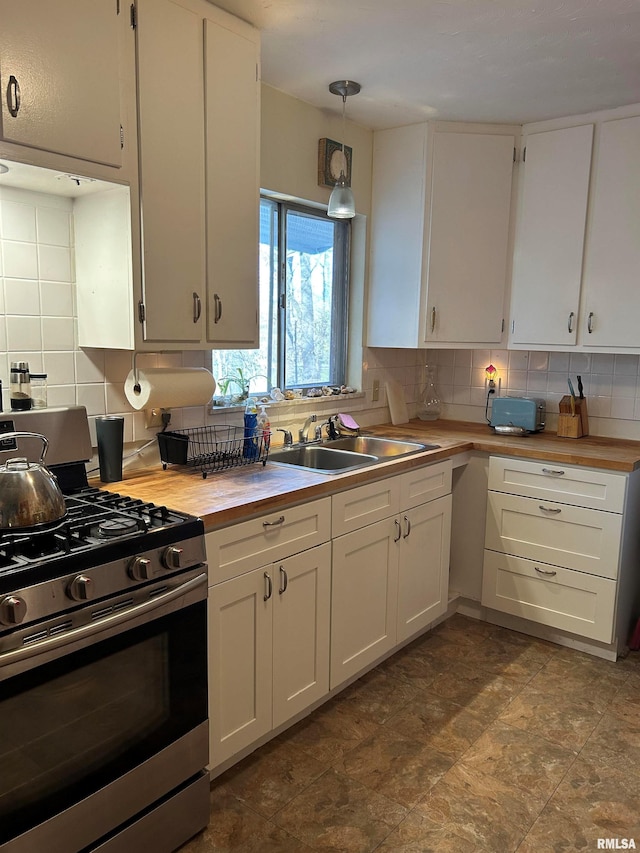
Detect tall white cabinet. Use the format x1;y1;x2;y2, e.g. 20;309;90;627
134;0;260;349
367;123;516;348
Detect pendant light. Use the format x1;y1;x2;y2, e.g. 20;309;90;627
327;80;361;219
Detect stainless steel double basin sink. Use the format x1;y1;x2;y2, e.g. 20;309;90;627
268;435;440;474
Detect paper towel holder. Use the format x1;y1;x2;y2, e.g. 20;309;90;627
130;350;177;395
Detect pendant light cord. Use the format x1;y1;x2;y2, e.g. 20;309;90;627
340;93;347;179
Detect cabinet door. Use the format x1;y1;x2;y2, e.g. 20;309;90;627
510;124;593;347
136;0;206;343
272;543;331;727
426;132;514;344
580;116;640;348
208;568;272;768
0;0;122;167
204;16;260;347
330;518;399;689
397;495;452;643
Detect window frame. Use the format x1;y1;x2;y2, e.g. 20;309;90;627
267;195;350;391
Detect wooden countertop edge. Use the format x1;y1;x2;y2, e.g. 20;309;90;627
104;420;640;530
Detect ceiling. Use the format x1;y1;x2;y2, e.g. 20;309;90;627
210;0;640;130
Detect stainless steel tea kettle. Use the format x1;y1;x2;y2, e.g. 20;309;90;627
0;432;66;531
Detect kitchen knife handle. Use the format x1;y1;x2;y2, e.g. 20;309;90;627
567;311;574;333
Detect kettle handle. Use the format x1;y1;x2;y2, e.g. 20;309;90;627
0;432;49;464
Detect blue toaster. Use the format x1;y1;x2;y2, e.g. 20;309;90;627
490;396;546;432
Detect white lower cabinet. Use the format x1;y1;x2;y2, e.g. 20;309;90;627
330;462;452;689
207;459;453;769
482;456;639;651
208;542;331;768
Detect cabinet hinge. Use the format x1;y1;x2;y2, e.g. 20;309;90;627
120;124;124;149
138;300;145;323
130;3;137;28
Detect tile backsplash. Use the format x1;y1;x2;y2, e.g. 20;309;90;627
0;185;210;447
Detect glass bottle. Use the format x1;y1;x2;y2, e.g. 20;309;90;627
417;364;441;421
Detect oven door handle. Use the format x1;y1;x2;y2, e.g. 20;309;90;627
0;572;207;669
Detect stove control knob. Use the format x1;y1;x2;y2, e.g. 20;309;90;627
67;575;95;602
162;546;183;570
129;556;153;581
0;595;27;626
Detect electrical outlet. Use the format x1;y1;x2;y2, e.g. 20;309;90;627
145;408;165;429
372;379;380;402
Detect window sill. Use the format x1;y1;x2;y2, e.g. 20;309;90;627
208;391;364;417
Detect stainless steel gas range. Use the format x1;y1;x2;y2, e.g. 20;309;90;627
0;408;210;853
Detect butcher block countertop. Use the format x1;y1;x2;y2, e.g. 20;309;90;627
107;420;640;530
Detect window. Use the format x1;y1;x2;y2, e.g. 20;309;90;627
211;198;350;400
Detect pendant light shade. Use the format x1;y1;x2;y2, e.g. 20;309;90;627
327;80;360;220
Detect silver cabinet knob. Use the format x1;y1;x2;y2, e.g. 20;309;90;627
67;575;95;602
128;556;153;581
0;594;27;625
162;546;183;570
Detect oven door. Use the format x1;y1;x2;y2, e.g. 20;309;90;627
0;569;208;853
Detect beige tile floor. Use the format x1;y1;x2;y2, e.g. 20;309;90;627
180;614;640;852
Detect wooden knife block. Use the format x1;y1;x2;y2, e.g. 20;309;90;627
558;395;589;438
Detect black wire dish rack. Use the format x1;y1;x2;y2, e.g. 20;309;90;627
157;424;270;478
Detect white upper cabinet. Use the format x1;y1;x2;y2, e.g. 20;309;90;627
580;116;640;349
134;0;259;349
509;124;593;348
136;0;206;343
204;18;260;347
367;123;515;349
0;0;123;168
509;108;640;353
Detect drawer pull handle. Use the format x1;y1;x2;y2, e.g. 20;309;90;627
263;515;285;528
403;515;411;538
264;572;272;601
394;519;402;542
535;566;557;577
541;468;565;476
539;505;562;514
279;566;288;595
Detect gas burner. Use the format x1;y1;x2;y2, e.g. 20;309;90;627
97;517;142;538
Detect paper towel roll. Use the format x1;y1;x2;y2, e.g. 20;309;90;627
124;367;216;410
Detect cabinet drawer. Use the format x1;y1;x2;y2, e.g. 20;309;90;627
482;550;616;643
400;460;452;510
488;456;626;512
332;477;401;537
206;498;331;584
485;492;622;579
